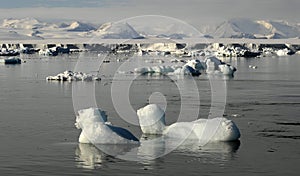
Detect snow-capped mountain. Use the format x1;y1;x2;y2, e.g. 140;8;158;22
94;22;143;39
0;18;97;39
65;21;96;32
207;18;300;39
1;18;46;30
0;18;300;40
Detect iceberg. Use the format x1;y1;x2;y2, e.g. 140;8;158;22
0;48;20;56
137;104;241;142
276;48;295;56
46;70;101;81
134;57;236;76
0;57;22;64
75;108;139;144
134;59;205;76
204;56;236;76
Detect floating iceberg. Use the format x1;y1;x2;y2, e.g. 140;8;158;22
134;59;204;76
0;57;22;64
46;70;101;81
0;49;20;56
75;108;139;144
134;57;236;76
276;48;295;56
204;56;237;76
134;65;176;75
137;104;241;142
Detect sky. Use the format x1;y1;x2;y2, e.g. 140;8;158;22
0;0;299;27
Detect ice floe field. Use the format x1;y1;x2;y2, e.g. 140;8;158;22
0;52;299;175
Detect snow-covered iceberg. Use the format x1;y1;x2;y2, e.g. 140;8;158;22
46;70;101;81
134;57;236;76
134;59;204;76
204;56;237;76
276;48;295;56
75;108;139;144
137;104;241;142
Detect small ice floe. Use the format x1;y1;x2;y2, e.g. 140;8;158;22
276;48;294;56
145;59;164;64
134;57;236;77
215;45;260;58
39;48;58;56
39;46;70;56
0;57;22;64
231;114;242;118
249;65;258;69
137;104;241;142
0;48;20;56
75;108;139;144
204;56;237;76
170;58;187;63
134;59;204;76
134;65;176;75
46;70;101;81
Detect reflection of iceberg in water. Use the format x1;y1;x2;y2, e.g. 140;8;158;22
75;137;240;169
75;143;106;169
137;135;240;162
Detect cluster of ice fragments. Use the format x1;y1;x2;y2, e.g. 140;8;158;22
203;43;297;58
134;56;236;76
0;48;19;56
46;70;101;81
39;46;70;56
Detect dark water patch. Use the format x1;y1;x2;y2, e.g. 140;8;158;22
259;133;300;140
278;94;300;98
276;122;300;126
227;101;300;109
241;108;255;112
259;129;288;133
249;101;300;106
267;148;277;153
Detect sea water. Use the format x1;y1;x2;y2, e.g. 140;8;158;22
0;54;299;175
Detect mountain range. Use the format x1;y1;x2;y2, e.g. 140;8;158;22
0;18;299;40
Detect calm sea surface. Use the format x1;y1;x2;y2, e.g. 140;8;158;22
0;54;299;175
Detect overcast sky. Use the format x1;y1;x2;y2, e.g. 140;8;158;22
0;0;299;27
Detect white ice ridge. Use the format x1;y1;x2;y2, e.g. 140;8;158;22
46;70;101;81
75;108;139;144
134;57;236;76
137;104;241;142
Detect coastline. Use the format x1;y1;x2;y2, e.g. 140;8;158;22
1;38;300;45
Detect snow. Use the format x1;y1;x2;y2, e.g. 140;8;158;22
94;22;143;39
0;18;300;41
0;18;95;40
2;18;45;30
65;21;96;32
137;104;241;142
46;70;101;81
209;18;300;39
75;108;139;144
